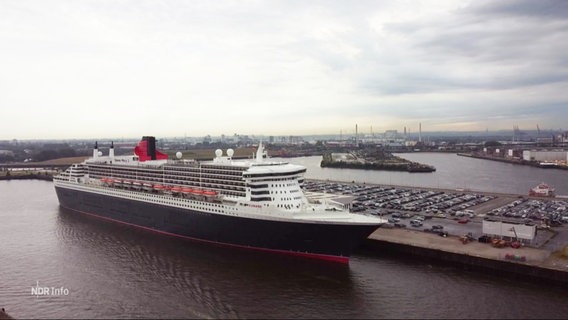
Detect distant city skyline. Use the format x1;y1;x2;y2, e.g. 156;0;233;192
3;127;564;144
1;0;567;140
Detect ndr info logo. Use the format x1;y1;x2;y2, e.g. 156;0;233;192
31;281;70;297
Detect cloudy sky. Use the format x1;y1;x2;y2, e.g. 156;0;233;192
1;0;567;139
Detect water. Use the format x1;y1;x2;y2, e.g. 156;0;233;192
289;153;568;195
2;154;568;319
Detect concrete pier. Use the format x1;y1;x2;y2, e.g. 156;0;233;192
304;178;568;283
364;228;568;285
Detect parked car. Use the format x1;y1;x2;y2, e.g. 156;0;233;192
410;219;423;227
458;218;469;224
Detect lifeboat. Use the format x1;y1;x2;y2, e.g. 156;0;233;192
203;190;217;196
153;184;165;191
132;181;142;190
191;189;204;195
113;179;123;187
100;178;113;185
123;180;132;188
142;182;153;191
171;186;182;193
181;188;194;194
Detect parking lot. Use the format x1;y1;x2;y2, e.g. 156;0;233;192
304;180;568;251
304;180;497;216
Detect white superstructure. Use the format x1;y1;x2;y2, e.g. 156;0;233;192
54;141;384;225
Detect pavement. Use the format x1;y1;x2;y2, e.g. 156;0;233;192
369;228;568;271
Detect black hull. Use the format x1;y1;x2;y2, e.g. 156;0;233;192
55;186;380;263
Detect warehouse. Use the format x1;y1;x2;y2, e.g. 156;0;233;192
482;219;536;244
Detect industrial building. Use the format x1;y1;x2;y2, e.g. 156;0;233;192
522;150;568;162
482;219;536;244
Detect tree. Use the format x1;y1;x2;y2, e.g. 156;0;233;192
484;141;502;147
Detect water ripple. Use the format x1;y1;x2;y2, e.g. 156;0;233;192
2;180;568;319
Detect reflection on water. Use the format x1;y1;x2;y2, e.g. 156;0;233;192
53;207;355;319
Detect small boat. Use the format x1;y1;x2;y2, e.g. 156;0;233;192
529;182;555;197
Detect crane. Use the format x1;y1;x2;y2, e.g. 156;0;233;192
509;226;521;249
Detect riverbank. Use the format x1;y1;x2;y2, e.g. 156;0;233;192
458;152;568;170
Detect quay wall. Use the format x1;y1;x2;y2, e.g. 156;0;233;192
362;237;568;285
0;173;53;181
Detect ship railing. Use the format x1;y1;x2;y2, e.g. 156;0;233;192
166;159;199;166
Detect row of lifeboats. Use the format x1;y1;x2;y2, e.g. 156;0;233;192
100;178;218;197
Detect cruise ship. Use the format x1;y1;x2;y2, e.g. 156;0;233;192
54;136;385;263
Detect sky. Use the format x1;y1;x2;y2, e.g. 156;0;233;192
1;0;568;140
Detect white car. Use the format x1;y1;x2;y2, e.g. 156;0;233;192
410;219;423;227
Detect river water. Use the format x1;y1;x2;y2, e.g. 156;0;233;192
291;153;568;195
2;153;568;319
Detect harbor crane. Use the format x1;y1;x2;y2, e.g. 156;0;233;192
509;226;521;249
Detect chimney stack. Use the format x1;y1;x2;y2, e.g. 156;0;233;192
109;141;115;161
93;141;98;158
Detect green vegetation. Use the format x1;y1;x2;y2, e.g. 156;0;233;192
484;140;502;147
321;150;436;172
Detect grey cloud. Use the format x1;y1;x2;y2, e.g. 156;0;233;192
363;1;568;96
468;0;568;20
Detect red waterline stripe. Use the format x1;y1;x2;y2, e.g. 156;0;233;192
59;204;350;264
